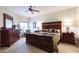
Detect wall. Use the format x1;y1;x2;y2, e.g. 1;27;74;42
29;7;77;33
0;10;3;28
14;15;30;25
29;17;38;32
75;7;79;38
0;7;30;28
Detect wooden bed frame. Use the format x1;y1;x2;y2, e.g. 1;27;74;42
26;21;61;53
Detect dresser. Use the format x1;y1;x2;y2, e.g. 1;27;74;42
62;32;75;44
1;28;20;47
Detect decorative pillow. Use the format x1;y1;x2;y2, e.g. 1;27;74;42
54;29;60;33
48;28;60;33
48;28;55;32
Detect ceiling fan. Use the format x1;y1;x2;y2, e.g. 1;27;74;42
27;6;40;14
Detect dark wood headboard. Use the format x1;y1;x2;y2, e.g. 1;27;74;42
42;21;61;30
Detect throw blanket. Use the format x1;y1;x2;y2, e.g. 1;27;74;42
52;33;60;52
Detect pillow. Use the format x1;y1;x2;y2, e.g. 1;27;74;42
42;29;49;32
51;28;55;32
48;28;55;32
48;28;60;33
54;29;60;33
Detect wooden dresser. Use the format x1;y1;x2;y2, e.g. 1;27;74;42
1;28;20;47
62;32;75;44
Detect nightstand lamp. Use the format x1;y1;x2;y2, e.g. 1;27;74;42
64;19;72;33
66;26;70;33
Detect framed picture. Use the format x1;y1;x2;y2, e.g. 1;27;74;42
33;22;36;28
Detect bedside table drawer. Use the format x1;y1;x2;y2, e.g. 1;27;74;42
62;33;75;44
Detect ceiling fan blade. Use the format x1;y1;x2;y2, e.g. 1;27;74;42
32;9;40;12
26;6;40;14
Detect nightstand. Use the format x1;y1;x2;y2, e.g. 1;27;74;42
62;32;75;44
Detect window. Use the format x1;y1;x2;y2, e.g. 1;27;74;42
19;22;29;32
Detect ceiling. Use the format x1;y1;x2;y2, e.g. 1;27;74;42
0;6;75;17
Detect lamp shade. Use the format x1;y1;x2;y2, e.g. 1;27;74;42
64;19;72;27
63;18;73;32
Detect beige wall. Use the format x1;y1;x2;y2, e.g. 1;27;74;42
75;7;79;38
13;15;30;25
76;7;79;27
0;7;30;28
0;11;3;27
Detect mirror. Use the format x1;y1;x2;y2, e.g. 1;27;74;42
3;13;13;28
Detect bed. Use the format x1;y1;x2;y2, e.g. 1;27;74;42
26;21;61;52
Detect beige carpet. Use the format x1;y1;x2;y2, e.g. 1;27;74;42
0;37;79;53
